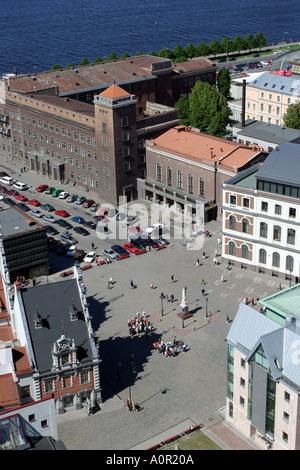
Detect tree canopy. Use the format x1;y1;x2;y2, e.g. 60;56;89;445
217;68;231;99
283;102;300;129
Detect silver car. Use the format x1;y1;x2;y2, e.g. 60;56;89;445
43;214;58;223
102;248;118;259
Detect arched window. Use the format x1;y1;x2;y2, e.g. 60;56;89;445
177;170;183;189
241;244;249;259
286;255;294;272
260;222;268;238
156;163;162;182
229;215;236;231
166;166;172;186
242;218;249;234
273;225;281;241
199;177;205;197
188;174;193;194
287;228;295;245
259;248;267;264
272;252;280;268
228;241;236;256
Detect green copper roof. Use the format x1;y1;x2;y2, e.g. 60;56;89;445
259;284;300;322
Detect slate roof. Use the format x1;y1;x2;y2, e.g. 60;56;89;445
21;279;93;372
247;71;300;96
236;120;300;145
255;142;300;187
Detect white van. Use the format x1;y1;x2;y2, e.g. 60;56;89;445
13;181;28;191
0;176;14;186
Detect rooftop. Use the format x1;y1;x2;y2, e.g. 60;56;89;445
255;142;300;187
0;207;42;238
247;71;300;96
235;120;300;145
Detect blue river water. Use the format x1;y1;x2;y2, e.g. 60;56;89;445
1;0;300;75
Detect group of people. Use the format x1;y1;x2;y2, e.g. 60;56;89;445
152;337;187;357
127;313;153;336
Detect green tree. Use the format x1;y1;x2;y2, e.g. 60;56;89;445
254;32;267;50
174;94;190;126
232;35;246;53
120;52;130;59
79;57;90;65
135;51;143;56
188;81;231;136
220;36;233;57
209;39;221;56
283;102;300;129
195;42;210;57
93;56;104;63
66;63;75;68
148;50;158;56
217;68;231;99
173;44;186;59
51;64;62;70
158;48;174;59
185;43;196;58
245;33;256;52
107;53;118;61
174;56;188;63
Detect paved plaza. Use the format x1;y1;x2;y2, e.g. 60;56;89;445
1;161;286;450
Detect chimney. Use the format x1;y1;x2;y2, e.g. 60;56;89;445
241;79;246;128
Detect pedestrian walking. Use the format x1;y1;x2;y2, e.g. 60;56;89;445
221;275;224;283
107;281;110;289
170;294;174;303
170;275;174;283
278;282;282;290
217;238;221;245
166;294;169;302
196;258;200;266
109;276;113;286
214;249;219;257
226;315;230;324
201;278;205;285
32;278;36;287
202;252;205;259
251;298;255;306
150;282;154;289
91;242;95;249
130;280;134;289
201;288;205;296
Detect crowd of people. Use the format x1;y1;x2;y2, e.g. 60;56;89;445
152;337;187;357
127;313;153;336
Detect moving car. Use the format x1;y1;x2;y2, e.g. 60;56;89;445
73;226;89;236
83;199;94;208
51;189;63;198
13;181;28;191
43;214;58;223
29;209;43;218
102;248;118;259
40;203;55;212
44;225;59;235
75;196;86;205
71;216;85;224
83;251;97;263
36;184;48;192
58;191;69;199
61;232;78;244
15;194;28;202
28;199;40;206
66;194;77;203
45;187;55;194
56;219;73;229
54;209;70;218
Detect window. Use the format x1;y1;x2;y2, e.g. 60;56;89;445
261;201;268;212
240;396;245;407
286;255;294;272
242;218;249;234
123;161;130;172
272;252;280;268
122;147;130;157
156;163;162;182
167;167;172;186
228;241;236;256
282;432;288;444
275;204;282;215
289;207;296;218
240;378;245;388
241;244;249;259
273;225;281;241
188;174;193;194
259;249;267;264
260;222;268;238
283;411;289;423
229;215;236;231
122;131;129;142
284;391;290;403
102;138;108;148
199;177;205;197
121;116;128;127
229;195;236;206
243;198;250;209
177;170;183;189
102;122;107;132
287;228;295;245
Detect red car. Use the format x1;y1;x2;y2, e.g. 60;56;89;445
15;194;28;202
55;209;70;218
83;199;94;208
123;243;140;254
7;189;19;196
28;199;40;206
36;184;48;192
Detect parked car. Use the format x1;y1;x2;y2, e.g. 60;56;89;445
43;214;58;223
71;216;85;224
83;251;97;263
102;248;118;259
2;198;15;206
74;249;86;261
111;244;129;256
45;187;55;194
90;203;98;212
27;199;40;206
155;236;169;246
49;239;61;251
7;189;19;196
55;209;70;218
15;194;28;202
56;219;73;230
83;220;96;229
67;245;78;257
29;209;44;218
16;202;29;212
58;191;69;199
73;226;90;236
44;225;59;235
66;194;77;203
13;181;28;191
56;243;71;256
75;196;86;205
36;184;48;192
253;53;260;57
1;176;14;185
260;60;269;66
61;232;78;244
51;189;63;198
40;203;55;212
123;243;140;254
83;199;94;208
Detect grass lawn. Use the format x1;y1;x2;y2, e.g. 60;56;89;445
158;429;222;451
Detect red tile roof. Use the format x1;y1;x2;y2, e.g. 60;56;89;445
100;83;130;99
0;374;20;408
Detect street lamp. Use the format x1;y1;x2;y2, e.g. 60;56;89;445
205;297;208;318
160;292;164;318
283;32;288;43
